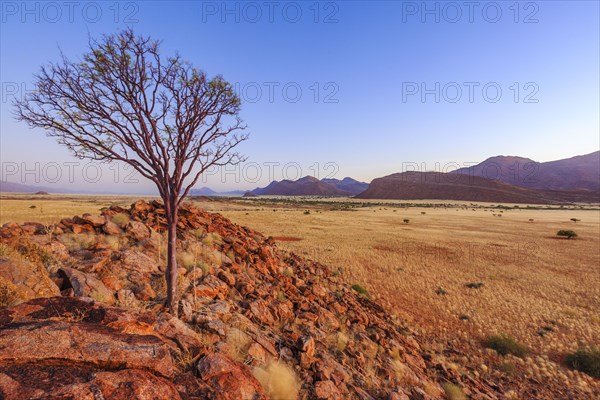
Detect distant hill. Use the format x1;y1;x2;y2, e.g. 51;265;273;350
0;180;61;194
453;151;600;191
355;171;599;204
321;177;369;195
251;176;359;196
189;187;246;196
189;187;219;196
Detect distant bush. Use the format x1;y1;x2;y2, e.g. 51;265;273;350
29;205;37;209
351;284;369;297
484;335;528;357
465;282;484;289
570;218;580;223
403;219;410;224
557;230;577;239
303;210;310;215
421;212;426;215
528;218;534;222
565;348;600;378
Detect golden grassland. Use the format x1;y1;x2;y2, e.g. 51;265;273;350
213;197;600;387
1;193;599;387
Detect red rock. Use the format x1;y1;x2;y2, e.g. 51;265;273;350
72;223;94;234
0;222;23;238
249;299;275;326
58;267;115;305
102;220;123;235
193;275;229;300
0;298;175;378
126;221;151;241
217;269;236;286
41;241;69;261
20;222;46;235
315;380;343;399
197;353;265;400
81;213;106;227
0;256;60;306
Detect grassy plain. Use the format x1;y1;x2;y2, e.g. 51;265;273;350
1;193;599;388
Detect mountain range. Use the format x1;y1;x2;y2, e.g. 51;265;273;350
358;151;599;203
3;152;598;203
249;176;369;196
452;151;599;191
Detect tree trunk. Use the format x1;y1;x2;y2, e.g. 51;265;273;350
165;203;179;314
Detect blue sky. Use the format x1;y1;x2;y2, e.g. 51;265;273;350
1;1;599;193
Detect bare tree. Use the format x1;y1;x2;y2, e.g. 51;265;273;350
14;30;248;312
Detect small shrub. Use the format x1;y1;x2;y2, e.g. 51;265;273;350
557;230;577;239
403;219;410;224
498;361;516;374
484;335;528;357
303;210;310;215
421;212;426;215
465;282;484;289
111;213;130;226
252;361;300;400
0;279;20;309
570;218;580;223
565;348;600;378
29;205;37;209
442;383;466;400
435;287;447;295
529;218;534;222
0;243;10;256
351;284;369;297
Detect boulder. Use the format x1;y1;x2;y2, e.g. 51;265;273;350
126;221;151;241
72;223;94;234
249;299;275;326
0;367;182;400
192;275;229;300
0;297;175;378
315;380;343;399
20;222;46;235
0;256;60;307
81;213;106;227
197;353;265;400
58;267;115;305
102;220;123;235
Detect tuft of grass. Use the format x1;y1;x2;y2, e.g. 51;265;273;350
498;361;516;374
0;243;10;256
442;383;466;400
174;347;200;371
565;348;600;378
483;334;528;357
351;284;369;297
0;278;21;309
252;360;300;400
303;210;310;215
110;213;130;226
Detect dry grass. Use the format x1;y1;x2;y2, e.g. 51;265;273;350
252;360;300;400
216;198;600;388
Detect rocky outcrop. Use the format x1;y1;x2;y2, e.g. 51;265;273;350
0;255;60;307
0;200;481;399
0;296;264;400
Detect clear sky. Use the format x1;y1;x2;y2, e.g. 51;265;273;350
1;1;599;193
